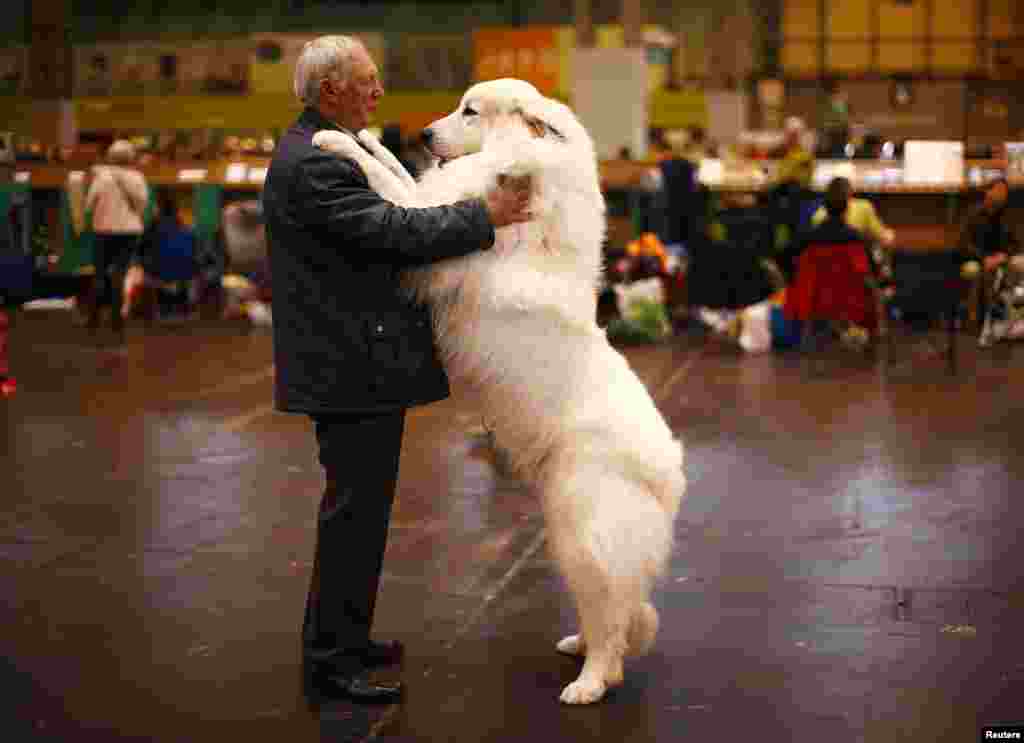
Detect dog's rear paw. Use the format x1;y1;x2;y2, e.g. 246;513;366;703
559;678;607;705
312;130;353;153
556;634;586;656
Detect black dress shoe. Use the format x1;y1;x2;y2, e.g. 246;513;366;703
319;670;404;704
361;639;404;667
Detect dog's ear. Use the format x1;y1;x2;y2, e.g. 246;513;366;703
522;114;547;139
512;103;566;142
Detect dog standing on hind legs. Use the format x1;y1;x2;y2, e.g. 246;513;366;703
313;78;686;704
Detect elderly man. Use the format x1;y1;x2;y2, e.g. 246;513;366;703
961;177;1020;275
84;139;149;344
262;35;531;703
960;177;1023;335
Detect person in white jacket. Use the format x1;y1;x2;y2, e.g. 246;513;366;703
84;139;149;343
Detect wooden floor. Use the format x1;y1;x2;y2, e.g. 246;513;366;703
2;309;1023;742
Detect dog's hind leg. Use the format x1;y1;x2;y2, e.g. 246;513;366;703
558;602;658;658
544;460;672;704
626;601;660;656
559;582;631;705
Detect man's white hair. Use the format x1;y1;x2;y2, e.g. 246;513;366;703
294;35;364;106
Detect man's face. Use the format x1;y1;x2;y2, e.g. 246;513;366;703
323;44;382;132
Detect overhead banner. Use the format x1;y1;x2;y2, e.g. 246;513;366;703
176;40;251;95
475;25;675;100
387;34;471;92
473;27;560;96
75;41;252;97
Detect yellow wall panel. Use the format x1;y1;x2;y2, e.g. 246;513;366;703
878;41;926;71
782;41;820;75
783;0;820;38
827;42;872;72
932;0;978;39
828;0;871;40
932;42;977;71
879;1;925;39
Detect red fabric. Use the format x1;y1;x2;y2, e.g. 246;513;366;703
0;310;8;376
784;242;876;329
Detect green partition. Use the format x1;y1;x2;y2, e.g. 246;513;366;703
192;183;223;248
57;190;94;275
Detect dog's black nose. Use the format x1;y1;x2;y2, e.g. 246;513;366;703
420;129;434;146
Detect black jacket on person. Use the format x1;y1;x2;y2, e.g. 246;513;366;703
656;157;706;246
788;215;877;275
959;203;1021;261
262;107;495;414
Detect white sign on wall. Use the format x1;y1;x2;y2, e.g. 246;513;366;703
571;47;648;160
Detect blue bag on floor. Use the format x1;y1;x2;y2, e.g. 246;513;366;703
770;304;802;350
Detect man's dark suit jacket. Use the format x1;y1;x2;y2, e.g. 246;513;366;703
262;107;495;414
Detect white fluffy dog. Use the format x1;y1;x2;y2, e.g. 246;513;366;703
313;79;685;705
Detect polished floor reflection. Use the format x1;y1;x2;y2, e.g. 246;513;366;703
2;311;1022;742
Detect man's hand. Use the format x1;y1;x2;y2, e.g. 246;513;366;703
485;176;533;228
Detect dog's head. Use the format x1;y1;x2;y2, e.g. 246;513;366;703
422;78;563;162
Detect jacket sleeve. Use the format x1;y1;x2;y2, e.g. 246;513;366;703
297;150;495;265
122;171;149;216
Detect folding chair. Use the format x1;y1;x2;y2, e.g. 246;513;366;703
885;250;977;373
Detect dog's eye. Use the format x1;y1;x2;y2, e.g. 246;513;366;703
462;106;478;117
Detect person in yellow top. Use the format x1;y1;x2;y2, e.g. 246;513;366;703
775;117;815;189
811;177;895;246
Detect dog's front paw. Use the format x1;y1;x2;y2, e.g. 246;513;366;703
312;130;354;154
560;678;608;705
356;129;380;148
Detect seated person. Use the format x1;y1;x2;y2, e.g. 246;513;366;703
959;177;1023;331
783;178;878;281
144;189;197;320
811;177;895;280
960;177;1020;276
811;177;895;247
775;117;815;190
785;178;878;346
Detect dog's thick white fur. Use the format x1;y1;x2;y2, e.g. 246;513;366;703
313;79;685;705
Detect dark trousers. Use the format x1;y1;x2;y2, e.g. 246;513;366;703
89;233;139;335
303;410;407;671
